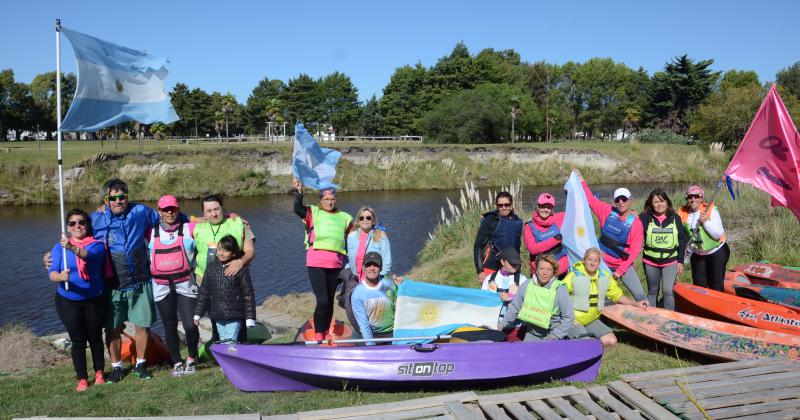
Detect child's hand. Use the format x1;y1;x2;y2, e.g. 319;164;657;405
499;291;509;302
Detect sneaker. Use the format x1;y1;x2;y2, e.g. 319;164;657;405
183;361;196;376
107;366;125;383
171;362;185;378
94;370;106;385
134;363;152;380
76;379;89;392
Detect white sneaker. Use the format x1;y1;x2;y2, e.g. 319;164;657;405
171;362;185;377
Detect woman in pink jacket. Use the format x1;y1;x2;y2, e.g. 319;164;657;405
523;193;568;278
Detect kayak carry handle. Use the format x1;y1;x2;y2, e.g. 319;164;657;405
411;343;440;353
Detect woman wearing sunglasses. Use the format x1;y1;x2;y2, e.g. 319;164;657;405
578;172;646;301
677;185;729;291
48;209;108;392
473;191;523;284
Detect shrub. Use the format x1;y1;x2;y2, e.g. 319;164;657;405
635;128;692;144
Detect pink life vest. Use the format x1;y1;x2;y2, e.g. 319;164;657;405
150;222;192;285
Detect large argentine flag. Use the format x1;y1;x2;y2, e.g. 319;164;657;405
292;123;341;189
393;280;503;344
562;171;612;273
60;27;179;131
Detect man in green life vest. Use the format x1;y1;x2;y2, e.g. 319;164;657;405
499;254;574;340
565;247;647;346
193;194;256;285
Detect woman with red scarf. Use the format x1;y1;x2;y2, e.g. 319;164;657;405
48;209;108;392
523;193;568;278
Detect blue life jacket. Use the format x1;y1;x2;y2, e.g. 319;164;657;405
598;212;635;260
528;221;567;260
492;214;523;252
92;203;159;290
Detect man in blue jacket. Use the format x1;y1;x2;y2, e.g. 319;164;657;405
92;179;160;382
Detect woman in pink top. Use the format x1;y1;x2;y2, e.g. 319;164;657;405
639;189;688;310
523;193;568;278
578;172;646;301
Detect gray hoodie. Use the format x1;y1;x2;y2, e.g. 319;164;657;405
499;276;574;339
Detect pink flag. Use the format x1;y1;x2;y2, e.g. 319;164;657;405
725;84;800;221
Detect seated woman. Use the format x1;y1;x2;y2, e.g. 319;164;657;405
350;252;402;345
499;254;573;340
565;248;648;346
481;248;528;322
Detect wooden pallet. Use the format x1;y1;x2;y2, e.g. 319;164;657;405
266;384;678;420
621;358;800;419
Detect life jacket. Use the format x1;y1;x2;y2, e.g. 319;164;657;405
305;205;350;254
518;279;564;329
598;212;635;260
642;214;680;263
678;204;726;252
194;218;245;277
527;221;567;260
149;222;192;285
491;214;523;252
571;274;610;313
96;205;152;290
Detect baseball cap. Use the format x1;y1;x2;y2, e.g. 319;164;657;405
537;193;555;206
613;188;632;200
157;195;180;210
498;247;521;266
363;251;383;267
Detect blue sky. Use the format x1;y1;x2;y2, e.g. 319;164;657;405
2;1;798;103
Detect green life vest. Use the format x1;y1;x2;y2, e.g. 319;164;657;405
643;215;679;263
194;218;245;276
306;205;351;254
518;279;564;329
571;275;609;312
679;204;724;252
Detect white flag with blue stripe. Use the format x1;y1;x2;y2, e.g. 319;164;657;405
393;280;502;344
562;171;612;272
60;27;179;131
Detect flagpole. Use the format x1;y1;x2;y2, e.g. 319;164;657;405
56;19;68;291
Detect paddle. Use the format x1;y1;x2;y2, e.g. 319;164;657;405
304;335;452;345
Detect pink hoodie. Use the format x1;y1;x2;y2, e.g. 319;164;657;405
522;211;568;275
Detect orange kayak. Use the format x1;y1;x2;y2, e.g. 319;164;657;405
733;262;800;289
120;332;171;365
674;283;800;336
294;318;354;346
603;305;800;361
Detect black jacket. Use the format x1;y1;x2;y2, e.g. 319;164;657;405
194;257;256;322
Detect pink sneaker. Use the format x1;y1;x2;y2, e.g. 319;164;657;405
94;370;106;385
76;379;89;392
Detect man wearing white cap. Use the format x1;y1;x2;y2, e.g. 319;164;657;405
578;175;646;301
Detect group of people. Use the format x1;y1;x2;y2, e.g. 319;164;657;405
47;173;729;392
475;171;729;346
47;180;257;392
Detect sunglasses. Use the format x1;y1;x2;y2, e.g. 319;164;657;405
107;194;128;202
614;196;630;203
686;194;702;199
160;207;179;213
496;203;512;208
537;204;554;210
67;220;88;227
359;215;373;221
364;262;381;268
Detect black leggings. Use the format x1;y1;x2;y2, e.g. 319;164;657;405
55;293;105;380
690;243;731;292
154;287;198;363
308;266;341;334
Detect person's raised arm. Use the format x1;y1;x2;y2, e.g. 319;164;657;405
292;179;307;219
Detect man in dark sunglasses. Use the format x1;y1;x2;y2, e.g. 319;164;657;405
576;171;647;302
473;191;523;284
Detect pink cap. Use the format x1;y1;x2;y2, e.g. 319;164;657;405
157;195;180;209
537;193;555;206
686;185;704;197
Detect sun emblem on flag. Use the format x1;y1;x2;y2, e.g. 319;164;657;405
577;226;586;238
417;302;440;327
115;79;124;93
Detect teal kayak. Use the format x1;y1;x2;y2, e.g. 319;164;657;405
734;284;800;308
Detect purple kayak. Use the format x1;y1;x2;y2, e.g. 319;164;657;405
211;339;603;392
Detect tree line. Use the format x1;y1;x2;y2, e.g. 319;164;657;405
2;43;800;147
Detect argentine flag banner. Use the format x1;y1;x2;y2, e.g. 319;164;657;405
60;27;179;131
393;280;503;344
292;123;342;190
562;171;612;273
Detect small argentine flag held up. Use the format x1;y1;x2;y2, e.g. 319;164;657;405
60;27;179;131
562;171;612;272
292;123;342;190
393;280;503;344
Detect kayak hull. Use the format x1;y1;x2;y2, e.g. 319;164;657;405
733;284;800;308
211;339;603;392
674;283;800;336
603;305;800;361
733;263;800;289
